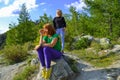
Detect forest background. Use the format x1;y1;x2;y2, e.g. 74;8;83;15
0;0;120;65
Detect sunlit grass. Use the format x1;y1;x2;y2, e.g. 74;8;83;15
69;49;120;68
13;65;38;80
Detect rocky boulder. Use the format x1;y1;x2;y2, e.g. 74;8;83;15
33;56;75;80
110;45;120;54
94;38;110;45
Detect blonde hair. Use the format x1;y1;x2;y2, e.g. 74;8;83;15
43;23;56;36
56;9;62;17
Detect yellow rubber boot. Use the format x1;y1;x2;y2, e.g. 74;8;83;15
45;67;52;79
41;68;46;78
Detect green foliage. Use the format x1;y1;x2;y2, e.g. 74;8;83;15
5;1;120;52
71;49;120;67
6;21;37;45
111;38;120;45
0;33;6;50
3;1;120;68
39;13;53;24
6;8;52;46
6;3;39;46
22;42;34;51
71;38;91;50
2;44;30;64
100;44;113;50
90;41;113;50
18;4;30;23
13;65;37;80
84;0;120;37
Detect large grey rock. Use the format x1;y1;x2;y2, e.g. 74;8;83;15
35;56;74;80
94;38;110;45
110;45;120;53
81;35;94;41
31;58;39;66
100;38;110;45
117;76;120;80
74;35;94;42
0;61;26;80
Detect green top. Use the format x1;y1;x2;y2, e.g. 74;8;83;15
43;34;61;51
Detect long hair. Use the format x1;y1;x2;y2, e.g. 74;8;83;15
56;9;62;17
43;23;56;36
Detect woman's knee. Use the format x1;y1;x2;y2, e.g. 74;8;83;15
37;46;42;52
43;47;51;53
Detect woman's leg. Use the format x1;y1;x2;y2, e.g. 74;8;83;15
56;29;60;35
60;28;65;51
37;47;46;67
37;47;46;78
43;47;62;68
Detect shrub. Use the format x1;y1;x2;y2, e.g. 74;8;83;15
72;38;91;50
100;44;113;50
22;42;34;51
2;44;29;64
13;65;37;80
90;41;113;50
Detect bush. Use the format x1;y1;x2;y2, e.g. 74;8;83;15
100;44;113;50
13;65;37;80
22;42;34;51
2;44;29;64
72;38;91;50
90;41;113;51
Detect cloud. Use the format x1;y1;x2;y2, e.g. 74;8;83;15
65;0;87;11
0;0;10;5
0;26;9;34
43;8;47;12
12;9;20;14
40;2;46;6
0;0;39;17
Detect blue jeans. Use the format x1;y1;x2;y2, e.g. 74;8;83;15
37;46;62;68
56;28;65;51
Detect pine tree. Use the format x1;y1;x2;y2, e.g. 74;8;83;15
84;0;120;37
18;4;30;23
6;4;37;45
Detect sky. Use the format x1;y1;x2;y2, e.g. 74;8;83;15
0;0;87;34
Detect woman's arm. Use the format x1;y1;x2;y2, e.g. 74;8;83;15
62;17;66;28
34;29;46;50
53;18;57;29
39;35;45;45
43;38;58;47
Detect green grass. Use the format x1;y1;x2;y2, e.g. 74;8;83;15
2;44;29;64
70;49;120;68
0;49;4;55
13;52;39;80
0;42;34;65
13;65;38;80
110;37;120;44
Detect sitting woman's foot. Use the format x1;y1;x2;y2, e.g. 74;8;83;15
45;67;52;79
41;68;46;78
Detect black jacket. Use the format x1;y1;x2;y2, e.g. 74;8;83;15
53;17;66;29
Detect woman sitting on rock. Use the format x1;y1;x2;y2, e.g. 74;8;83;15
34;23;62;79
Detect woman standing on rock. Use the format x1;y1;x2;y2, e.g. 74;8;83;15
53;9;66;53
34;23;62;79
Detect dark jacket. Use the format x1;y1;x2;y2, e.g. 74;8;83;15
53;17;66;29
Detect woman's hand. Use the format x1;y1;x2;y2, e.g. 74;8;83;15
39;29;45;35
34;45;40;50
62;27;66;32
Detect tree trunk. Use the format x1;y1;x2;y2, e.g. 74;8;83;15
109;17;112;36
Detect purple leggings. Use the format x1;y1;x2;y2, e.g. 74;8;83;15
37;46;62;68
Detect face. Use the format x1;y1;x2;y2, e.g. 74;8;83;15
43;27;48;35
56;10;62;16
